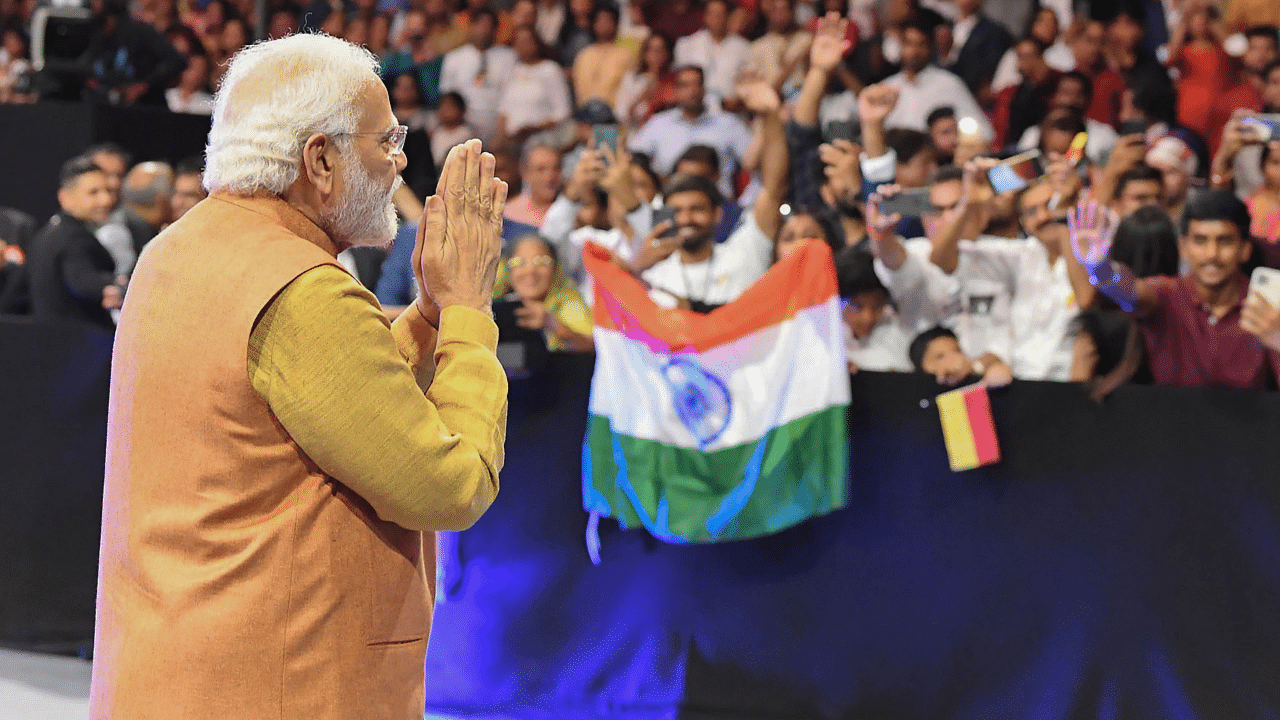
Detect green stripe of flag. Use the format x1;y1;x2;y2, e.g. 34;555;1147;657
583;405;849;543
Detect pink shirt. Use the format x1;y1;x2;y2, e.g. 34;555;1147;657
504;193;552;229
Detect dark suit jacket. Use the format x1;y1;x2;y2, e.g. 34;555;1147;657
948;15;1012;98
123;207;160;258
29;213;117;330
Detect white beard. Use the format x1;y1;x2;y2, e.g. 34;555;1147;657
322;145;401;249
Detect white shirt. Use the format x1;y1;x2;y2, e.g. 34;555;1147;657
428;122;476;168
875;236;1022;366
1017;118;1118;166
1010;239;1078;381
165;88;214;115
498;59;573;136
535;1;565;48
876;235;1078;380
883;66;994;141
439;44;516;143
642;215;772;308
947;14;980;66
628;106;754;199
674;29;751;103
991;41;1075;94
819;90;859;132
845;314;914;372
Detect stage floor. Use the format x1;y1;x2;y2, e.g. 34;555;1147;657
0;648;498;720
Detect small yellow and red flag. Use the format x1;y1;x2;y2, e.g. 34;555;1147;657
936;384;1001;472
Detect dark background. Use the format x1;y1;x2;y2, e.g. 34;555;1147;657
0;102;210;224
5;319;1280;718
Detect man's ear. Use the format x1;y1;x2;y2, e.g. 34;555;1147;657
300;132;339;197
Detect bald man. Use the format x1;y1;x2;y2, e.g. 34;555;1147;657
90;35;509;719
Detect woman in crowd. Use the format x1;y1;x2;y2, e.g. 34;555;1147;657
1165;0;1231;146
497;25;572;152
499;235;595;352
992;7;1074;94
390;70;433;133
1070;206;1181;394
0;20;31;103
613;32;677;128
1248;143;1280;245
166;52;214;114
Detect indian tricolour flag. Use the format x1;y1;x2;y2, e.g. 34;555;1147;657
581;240;850;548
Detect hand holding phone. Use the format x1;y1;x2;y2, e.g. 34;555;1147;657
879;188;931;218
652;207;678;238
987;150;1043;194
1243;266;1280;351
592;124;620;154
1239;115;1280;144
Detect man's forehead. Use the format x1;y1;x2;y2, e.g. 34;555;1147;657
1186;219;1242;238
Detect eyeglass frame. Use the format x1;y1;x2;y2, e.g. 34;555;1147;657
328;125;409;157
507;255;555;270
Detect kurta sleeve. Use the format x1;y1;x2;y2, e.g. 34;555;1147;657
247;264;507;533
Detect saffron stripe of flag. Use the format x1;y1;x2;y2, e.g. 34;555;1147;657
936;384;1001;472
581;241;851;543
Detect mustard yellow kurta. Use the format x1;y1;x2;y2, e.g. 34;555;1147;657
90;193;507;719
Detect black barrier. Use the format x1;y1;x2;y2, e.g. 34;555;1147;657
5;322;1280;718
0;318;111;656
0;102;210;223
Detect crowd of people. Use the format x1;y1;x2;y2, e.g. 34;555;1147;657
6;0;1280;392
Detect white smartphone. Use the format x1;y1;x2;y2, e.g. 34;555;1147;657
1250;266;1280;308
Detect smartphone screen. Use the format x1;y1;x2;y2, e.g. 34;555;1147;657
1251;266;1280;308
987;150;1044;194
653;207;678;238
879;189;931;219
1240;114;1280;143
592;124;620;153
1118;119;1149;137
825;120;857;143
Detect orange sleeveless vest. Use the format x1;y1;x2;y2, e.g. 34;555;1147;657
91;194;432;719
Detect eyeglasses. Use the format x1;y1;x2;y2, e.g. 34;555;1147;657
331;125;409;156
507;255;554;269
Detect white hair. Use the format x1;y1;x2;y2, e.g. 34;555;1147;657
203;33;381;195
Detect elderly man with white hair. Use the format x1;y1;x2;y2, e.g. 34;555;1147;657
90;33;509;720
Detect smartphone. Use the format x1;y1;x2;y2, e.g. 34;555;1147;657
1250;267;1280;308
491;297;548;375
987;150;1044;194
879;188;932;218
1118;119;1150;137
592;124;620;154
653;207;678;238
825;120;857;143
1240;114;1280;143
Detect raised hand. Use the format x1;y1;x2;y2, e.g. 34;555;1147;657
735;68;781;115
866;184;903;238
857;83;898;129
630;221;680;273
809;12;851;73
567;142;605;203
414;139;508;321
1066;199;1117;271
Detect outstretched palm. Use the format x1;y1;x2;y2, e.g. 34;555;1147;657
809;13;849;72
1067;200;1117;269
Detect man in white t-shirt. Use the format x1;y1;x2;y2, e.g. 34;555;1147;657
882;21;993;142
637;174;772;312
673;0;750;109
622;76;789;311
438;8;516;143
